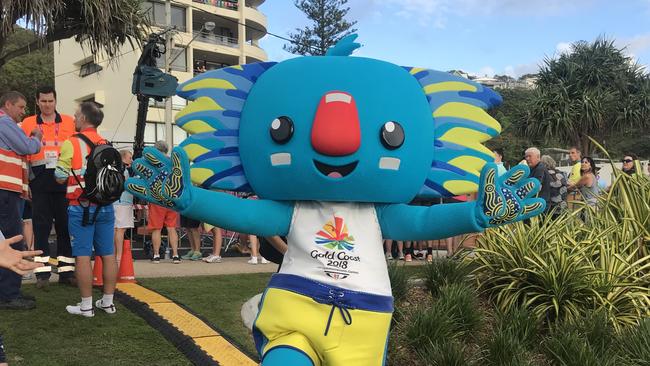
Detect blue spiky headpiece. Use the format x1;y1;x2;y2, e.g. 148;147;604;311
174;35;501;199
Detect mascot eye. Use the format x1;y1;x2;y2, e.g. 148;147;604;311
270;116;294;144
380;121;404;150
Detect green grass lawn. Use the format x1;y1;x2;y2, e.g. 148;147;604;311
140;273;273;358
0;284;190;366
2;268;424;365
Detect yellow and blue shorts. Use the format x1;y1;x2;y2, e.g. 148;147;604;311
253;273;394;366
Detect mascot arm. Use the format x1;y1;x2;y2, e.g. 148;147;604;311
182;188;294;236
376;201;483;241
376;163;546;240
126;146;294;236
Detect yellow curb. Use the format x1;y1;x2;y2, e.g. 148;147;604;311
117;283;257;365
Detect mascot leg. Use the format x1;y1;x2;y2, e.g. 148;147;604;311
260;333;320;366
262;346;314;366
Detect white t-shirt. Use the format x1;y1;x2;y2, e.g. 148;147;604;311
280;201;391;296
0;229;4;240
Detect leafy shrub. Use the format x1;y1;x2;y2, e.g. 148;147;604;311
422;258;471;298
475;216;598;325
388;261;410;304
483;330;530;366
474;179;650;329
405;305;458;348
616;318;650;366
543;325;616;366
578;310;616;358
437;283;482;335
493;306;539;348
416;339;467;366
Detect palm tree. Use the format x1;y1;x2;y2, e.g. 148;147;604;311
0;0;149;70
523;37;650;155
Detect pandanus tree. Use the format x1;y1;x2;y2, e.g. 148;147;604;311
523;37;650;155
0;0;149;70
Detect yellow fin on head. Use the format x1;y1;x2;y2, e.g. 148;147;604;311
424;82;477;94
175;97;224;120
443;180;479;195
181;78;236;92
448;156;486;177
433;102;501;132
183;144;211;161
408;67;426;75
439;127;494;156
181;120;217;135
190;168;214;186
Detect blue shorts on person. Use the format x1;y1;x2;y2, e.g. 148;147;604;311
68;205;115;257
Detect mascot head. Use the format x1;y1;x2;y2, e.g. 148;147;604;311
175;35;502;203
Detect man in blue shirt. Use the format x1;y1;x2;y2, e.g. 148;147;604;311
0;91;42;310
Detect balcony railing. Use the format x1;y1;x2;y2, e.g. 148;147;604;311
192;0;238;11
193;31;238;47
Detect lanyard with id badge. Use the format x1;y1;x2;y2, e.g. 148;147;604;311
39;123;60;169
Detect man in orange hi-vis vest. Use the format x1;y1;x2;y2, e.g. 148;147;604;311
55;102;117;318
0;91;42;310
21;86;76;289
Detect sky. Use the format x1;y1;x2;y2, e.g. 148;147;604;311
258;0;650;78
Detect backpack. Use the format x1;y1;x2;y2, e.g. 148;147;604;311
71;133;125;225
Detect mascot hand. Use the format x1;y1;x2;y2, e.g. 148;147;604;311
475;163;546;227
126;147;193;211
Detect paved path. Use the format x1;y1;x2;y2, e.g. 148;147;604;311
133;257;279;278
24;252;438;283
133;253;435;278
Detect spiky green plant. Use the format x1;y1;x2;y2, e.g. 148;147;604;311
616;318;650;366
543;326;617;366
474;165;650;330
416;339;468;366
437;283;482;335
405;305;459;348
387;262;410;304
474;213;599;325
483;330;530;366
422;258;472;298
493;306;540;348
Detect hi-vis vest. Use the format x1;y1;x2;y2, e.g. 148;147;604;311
66;129;105;204
21;112;74;167
0;111;29;196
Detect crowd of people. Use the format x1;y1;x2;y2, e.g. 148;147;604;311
0;87;288;365
523;146;648;213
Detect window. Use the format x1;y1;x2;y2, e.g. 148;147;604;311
148;95;187;110
171;6;186;31
144;123;157;145
173;125;188;146
79;96;104;108
155;47;187;72
144;122;188;147
142;1;186;31
79;61;103;77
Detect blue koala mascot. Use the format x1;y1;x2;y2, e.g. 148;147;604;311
127;35;545;366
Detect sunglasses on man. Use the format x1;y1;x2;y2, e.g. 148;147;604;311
622;159;633;163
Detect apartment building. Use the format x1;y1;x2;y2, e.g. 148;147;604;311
53;0;267;148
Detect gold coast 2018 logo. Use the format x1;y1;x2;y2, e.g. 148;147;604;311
315;215;355;251
313;215;359;280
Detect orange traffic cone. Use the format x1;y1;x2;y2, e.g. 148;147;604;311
117;239;136;283
92;256;103;287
